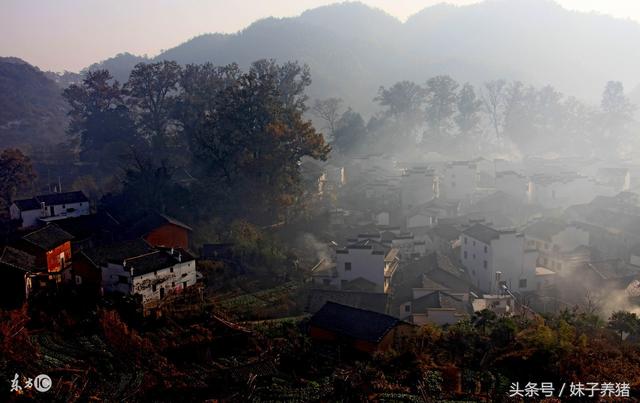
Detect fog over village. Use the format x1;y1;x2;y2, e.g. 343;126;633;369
2;0;640;400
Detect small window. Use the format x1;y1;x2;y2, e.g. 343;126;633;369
152;284;157;292
473;241;476;246
519;279;527;288
344;262;352;271
323;279;331;285
404;305;411;313
118;275;128;284
473;254;476;259
172;282;175;287
483;260;487;269
464;251;468;259
181;273;187;278
464;237;468;244
484;246;488;253
170;267;174;273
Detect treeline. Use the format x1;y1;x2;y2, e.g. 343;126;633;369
62;60;330;228
315;76;637;158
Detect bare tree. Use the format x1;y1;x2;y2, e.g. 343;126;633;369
311;98;343;138
481;79;507;139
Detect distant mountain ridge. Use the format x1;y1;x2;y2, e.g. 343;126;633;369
3;0;640;147
104;0;639;113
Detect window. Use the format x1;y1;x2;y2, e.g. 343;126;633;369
473;254;476;259
344;262;352;271
118;275;128;284
464;251;468;259
483;260;487;269
464;237;468;244
75;275;82;285
172;282;175;287
323;279;331;285
181;273;187;278
170;267;174;273
152;284;157;292
473;241;476;246
484;246;488;253
404;305;411;313
519;279;527;288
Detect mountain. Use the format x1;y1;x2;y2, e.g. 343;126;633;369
0;57;68;149
127;0;639;113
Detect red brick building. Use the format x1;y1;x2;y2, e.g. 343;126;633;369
129;212;192;250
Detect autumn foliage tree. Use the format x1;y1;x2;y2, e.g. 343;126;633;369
0;148;36;214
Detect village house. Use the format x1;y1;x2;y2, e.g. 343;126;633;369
494;171;529;202
460;223;539;294
334;239;400;293
305;288;389;314
400;167;438;213
0;246;37;308
308;302;414;354
597;167;631;192
127;212;193;250
471;293;516;316
77;239;197;314
10;191;90;228
103;246;197;315
406;198;460;229
16;223;74;284
399;290;472;326
439;161;478;202
522;218;590;273
390;252;472;316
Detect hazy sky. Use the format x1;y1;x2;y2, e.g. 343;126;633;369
2;0;640;72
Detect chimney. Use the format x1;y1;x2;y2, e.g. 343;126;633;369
178;252;182;262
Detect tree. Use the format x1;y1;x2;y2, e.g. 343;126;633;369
375;81;425;118
424;75;459;139
0;149;36;213
331;108;367;155
63;70;137;160
608;310;639;341
455;83;483;136
311;98;343;139
482;79;507;138
192;60;330;222
126;61;182;150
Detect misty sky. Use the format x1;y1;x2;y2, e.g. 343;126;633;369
2;0;640;72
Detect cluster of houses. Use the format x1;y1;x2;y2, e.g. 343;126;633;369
1;190;198;315
304;153;640;351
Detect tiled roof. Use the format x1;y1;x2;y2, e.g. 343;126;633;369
0;246;36;271
462;223;502;244
36;191;88;205
13;191;89;211
22;224;73;250
310;302;405;343
81;239;155;267
124;250;178;277
128;212;192;238
412;291;471;314
523;219;568;241
306;289;388;314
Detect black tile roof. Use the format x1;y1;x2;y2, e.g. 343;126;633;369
53;212;121;241
412;291;471;314
523;219;568;242
306;289;388;314
462;223;502;244
36;191;88;205
310;302;404;343
13;191;89;211
124;250;178;276
22;224;73;250
82;239;155;267
13;198;40;210
0;246;36;271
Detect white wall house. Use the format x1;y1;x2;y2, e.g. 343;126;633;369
102;248;197;313
523;219;590;272
460;223;538;294
495;171;529;201
440;161;478;202
335;239;399;293
11;191;90;228
400;167;438;213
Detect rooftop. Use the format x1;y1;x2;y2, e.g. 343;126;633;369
22;224;73;250
310;302;406;343
14;191;89;210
